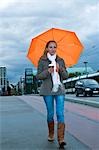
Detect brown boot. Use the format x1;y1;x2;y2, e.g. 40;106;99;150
57;122;66;149
48;121;54;141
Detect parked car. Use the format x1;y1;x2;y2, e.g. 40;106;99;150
75;79;99;97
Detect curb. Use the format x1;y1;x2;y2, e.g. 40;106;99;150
65;97;99;108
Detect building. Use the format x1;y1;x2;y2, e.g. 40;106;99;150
0;67;8;95
20;77;25;95
15;77;25;95
25;68;33;94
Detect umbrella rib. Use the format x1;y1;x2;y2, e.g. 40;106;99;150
52;28;54;40
37;37;48;43
57;34;70;45
57;35;83;48
57;46;76;65
58;46;72;56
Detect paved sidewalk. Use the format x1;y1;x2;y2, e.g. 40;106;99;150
65;94;99;108
18;95;99;149
0;96;90;150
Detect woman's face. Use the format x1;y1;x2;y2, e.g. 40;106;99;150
47;42;57;55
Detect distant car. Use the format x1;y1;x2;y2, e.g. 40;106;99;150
75;79;99;97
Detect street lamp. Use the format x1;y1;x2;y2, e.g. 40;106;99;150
83;61;88;75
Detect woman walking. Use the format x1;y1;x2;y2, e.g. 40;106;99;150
36;40;68;149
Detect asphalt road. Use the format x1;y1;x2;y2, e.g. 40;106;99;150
0;95;93;150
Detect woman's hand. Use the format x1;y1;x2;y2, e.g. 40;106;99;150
56;63;59;72
48;63;63;73
48;67;54;73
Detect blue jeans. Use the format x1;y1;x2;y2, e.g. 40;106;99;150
43;95;65;123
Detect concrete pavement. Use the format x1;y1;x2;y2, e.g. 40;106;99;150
65;94;99;108
0;96;90;150
19;95;99;150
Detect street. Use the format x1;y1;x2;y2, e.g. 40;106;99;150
0;95;99;150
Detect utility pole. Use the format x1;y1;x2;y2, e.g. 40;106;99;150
84;61;88;75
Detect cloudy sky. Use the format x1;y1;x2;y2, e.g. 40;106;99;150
0;0;99;84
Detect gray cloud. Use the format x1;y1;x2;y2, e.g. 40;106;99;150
0;0;99;84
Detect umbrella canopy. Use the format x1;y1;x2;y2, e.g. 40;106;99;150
27;28;84;67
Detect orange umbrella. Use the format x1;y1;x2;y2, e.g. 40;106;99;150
27;28;84;67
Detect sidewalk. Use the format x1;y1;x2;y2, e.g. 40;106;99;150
0;96;90;150
65;94;99;108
